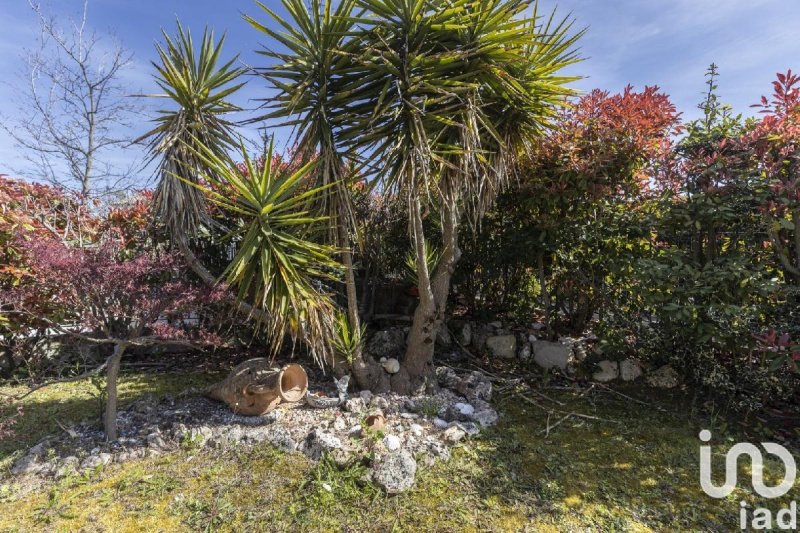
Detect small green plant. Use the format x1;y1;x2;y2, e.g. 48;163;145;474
34;488;76;525
137;474;180;498
403;240;441;287
180;431;205;451
331;311;365;364
180;495;233;533
293;454;377;517
415;397;442;418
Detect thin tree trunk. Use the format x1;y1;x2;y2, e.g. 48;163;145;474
399;193;460;394
104;343;126;441
432;193;461;316
338;204;361;336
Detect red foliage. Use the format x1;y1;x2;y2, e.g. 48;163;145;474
754;329;800;371
4;238;224;345
742;71;800;280
0;177;97;288
101;190;155;251
747;70;800;214
528;86;682;199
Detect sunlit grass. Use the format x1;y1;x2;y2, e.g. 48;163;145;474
1;374;796;531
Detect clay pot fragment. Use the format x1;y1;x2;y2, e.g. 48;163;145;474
207;359;308;416
365;413;386;432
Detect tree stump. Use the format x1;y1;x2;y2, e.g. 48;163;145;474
207;359;308;415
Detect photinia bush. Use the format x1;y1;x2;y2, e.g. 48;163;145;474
746;70;800;284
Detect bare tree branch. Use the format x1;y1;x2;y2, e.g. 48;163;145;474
0;1;144;198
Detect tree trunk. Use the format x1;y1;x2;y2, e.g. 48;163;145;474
397;193;461;394
338;205;360;333
431;194;461;319
104;344;126;441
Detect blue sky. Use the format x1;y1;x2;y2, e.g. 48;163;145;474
1;0;799;188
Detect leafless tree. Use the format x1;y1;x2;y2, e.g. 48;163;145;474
1;1;142;198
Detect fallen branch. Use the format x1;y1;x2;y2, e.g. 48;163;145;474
515;392;619;427
593;382;663;410
544;411;575;437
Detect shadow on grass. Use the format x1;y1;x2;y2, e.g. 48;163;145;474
0;371;220;466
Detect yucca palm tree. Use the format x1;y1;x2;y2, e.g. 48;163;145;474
245;0;364;367
137;22;245;242
239;0;581;392
337;0;582;393
184;138;341;362
429;0;583;321
139;22;341;357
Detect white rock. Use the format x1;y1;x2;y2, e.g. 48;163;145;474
359;390;374;404
81;452;112;470
11;455;42;475
433;418;449;429
593;360;619;382
485;335;517;359
147;432;167;450
344;397;366;414
443;425;466;444
373;450;417;494
454;402;475;416
619;359;643;381
371;395;390;411
333;417;347;432
383;434;402;451
472;409;499;427
301;430;342;460
382;358;400;374
518;342;532;361
348;425;363;438
532;341;573;370
409;424;423;437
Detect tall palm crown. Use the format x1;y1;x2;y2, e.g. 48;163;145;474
246;0;359;235
137;23;246;240
341;0;582;201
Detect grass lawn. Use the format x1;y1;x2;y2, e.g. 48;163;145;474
0;371;794;531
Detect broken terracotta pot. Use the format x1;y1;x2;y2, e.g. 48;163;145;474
207;358;308;416
364;413;386;432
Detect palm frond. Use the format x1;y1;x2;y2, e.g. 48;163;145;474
177;136;342;364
